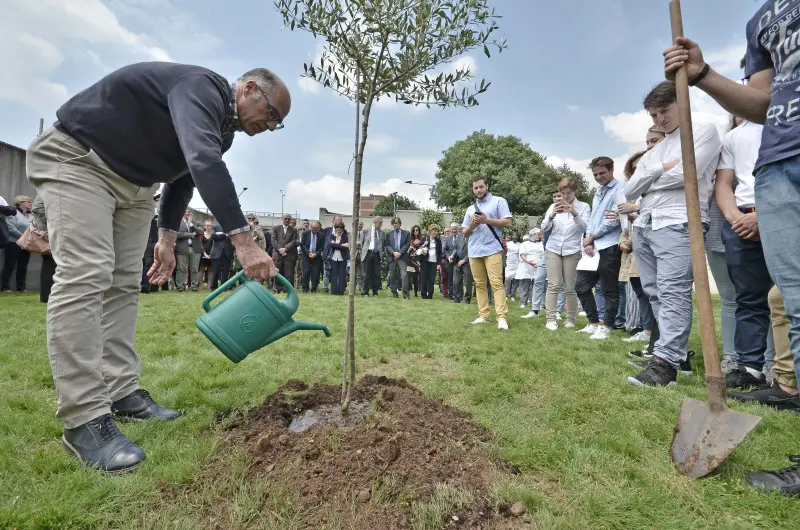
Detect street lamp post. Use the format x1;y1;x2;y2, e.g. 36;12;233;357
279;189;285;216
237;187;249;198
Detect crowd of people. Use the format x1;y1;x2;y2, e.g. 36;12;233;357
2;0;798;496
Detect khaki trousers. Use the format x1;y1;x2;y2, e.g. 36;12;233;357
769;286;797;389
545;251;580;323
27;127;158;428
469;252;507;320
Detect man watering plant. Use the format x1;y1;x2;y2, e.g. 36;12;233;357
26;62;288;474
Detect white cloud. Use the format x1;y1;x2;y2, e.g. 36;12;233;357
298;75;320;94
601;110;653;145
286;174;437;215
566;104;580;113
0;0;172;112
705;42;746;77
389;156;438;177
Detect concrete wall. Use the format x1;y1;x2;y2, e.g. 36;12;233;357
318;208;457;232
0;140;42;291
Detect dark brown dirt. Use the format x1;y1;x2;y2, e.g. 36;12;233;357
219;375;528;529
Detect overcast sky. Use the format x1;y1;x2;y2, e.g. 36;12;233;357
0;0;758;218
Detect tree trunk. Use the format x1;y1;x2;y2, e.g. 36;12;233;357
341;93;375;412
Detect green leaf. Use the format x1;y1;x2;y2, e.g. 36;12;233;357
483;44;490;58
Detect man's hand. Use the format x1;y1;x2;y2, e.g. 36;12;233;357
618;202;640;215
448;256;454;263
584;244;595;257
148;231;177;285
620;241;632;253
232;233;278;281
664;37;705;82
309;252;316;259
732;212;760;241
472;213;487;225
279;247;287;256
458;259;465;267
393;251;401;260
582;235;594;248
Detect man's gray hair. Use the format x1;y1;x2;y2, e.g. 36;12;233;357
239;68;279;91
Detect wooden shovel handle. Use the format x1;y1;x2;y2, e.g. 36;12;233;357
669;0;722;382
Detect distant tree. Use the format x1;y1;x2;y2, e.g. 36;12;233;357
275;0;506;411
373;193;419;217
432;130;593;217
419;209;444;232
509;214;531;239
451;206;467;227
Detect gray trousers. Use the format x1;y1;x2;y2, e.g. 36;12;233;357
387;258;409;295
453;262;473;302
633;223;693;368
517;278;533;306
176;247;201;290
323;259;331;290
27;127;158;428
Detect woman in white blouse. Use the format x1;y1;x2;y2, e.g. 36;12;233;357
504;234;521;301
540;178;591;330
519;228;545;316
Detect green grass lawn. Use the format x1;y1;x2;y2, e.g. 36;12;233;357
1;288;799;529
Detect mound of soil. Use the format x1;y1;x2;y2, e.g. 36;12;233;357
220;376;527;529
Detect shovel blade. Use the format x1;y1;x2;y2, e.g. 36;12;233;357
670;397;761;478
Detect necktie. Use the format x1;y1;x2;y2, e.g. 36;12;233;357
311;233;315;251
373;228;379;249
396;230;400;248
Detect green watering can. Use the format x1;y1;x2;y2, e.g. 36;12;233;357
196;271;331;363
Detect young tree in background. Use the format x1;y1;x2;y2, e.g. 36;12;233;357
275;0;506;410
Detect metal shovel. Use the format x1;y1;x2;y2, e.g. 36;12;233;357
667;0;761;479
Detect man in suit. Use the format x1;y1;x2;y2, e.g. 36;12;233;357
175;208;203;291
452;230;473;304
301;221;325;292
359;216;384;297
321;216;342;293
210;222;235;289
354;219;365;294
141;193;161;293
445;223;460;299
384;216;410;299
271;213;299;292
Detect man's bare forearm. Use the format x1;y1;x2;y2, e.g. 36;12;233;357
697;69;771;124
157;229;178;246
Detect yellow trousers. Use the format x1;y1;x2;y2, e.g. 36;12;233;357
469;252;508;320
769;286;796;389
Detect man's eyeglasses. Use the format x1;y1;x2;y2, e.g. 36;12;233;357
255;85;285;130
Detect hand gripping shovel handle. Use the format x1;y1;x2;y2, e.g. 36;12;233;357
668;0;723;397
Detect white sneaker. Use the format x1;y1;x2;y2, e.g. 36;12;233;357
589;326;611;340
622;331;650;343
545;322;558;331
521;310;539;319
472;317;490;325
510;297;515;302
563;321;575;329
579;324;599;334
498;319;509;331
520;304;526;309
578;311;587;317
555;313;562;321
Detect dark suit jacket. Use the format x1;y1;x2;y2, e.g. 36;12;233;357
271;223;299;259
210;223;234;260
419;236;443;263
453;233;469;262
328;231;350;261
301;230;326;260
175;218;202;254
444;235;458;259
384;229;410;263
261;229;273;256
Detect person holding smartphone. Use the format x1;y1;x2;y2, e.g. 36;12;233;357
461;177;513;330
540;178;591;331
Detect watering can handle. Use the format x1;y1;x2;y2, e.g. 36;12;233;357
202;270;247;313
201;271;298;313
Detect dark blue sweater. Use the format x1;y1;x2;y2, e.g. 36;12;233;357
55;62;247;233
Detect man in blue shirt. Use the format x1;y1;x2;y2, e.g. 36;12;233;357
26;63;288;474
663;0;800;495
461;177;513;330
575;157;627;340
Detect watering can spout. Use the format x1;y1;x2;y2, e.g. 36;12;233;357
292;320;332;337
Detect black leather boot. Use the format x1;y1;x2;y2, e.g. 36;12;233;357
112;389;182;421
62;414;145;474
